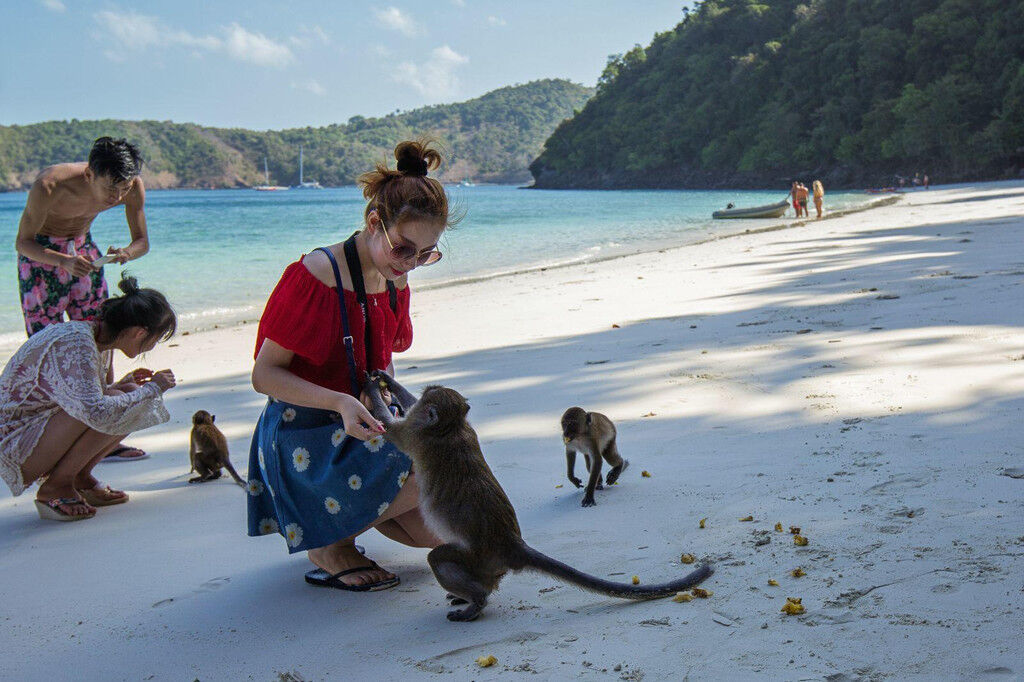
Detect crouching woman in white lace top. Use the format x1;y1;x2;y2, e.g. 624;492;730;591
0;275;177;521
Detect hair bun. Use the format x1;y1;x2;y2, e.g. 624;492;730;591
396;156;429;177
118;274;140;296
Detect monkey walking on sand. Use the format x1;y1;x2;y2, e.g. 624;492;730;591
189;410;245;487
365;372;712;622
560;406;629;507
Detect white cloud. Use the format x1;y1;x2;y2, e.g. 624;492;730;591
394;45;468;98
224;24;294;66
94;10;219;50
289;24;330;49
451;0;466;6
291;79;326;96
39;0;66;12
95;10;163;47
487;16;506;26
374;7;420;37
92;11;292;68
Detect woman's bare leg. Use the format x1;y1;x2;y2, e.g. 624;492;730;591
375;519;417;546
76;386;131;497
21;411;122;517
382;508;441;548
307;473;431;586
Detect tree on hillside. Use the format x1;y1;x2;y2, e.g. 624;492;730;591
531;0;1024;188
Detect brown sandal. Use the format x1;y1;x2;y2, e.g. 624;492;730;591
77;484;129;507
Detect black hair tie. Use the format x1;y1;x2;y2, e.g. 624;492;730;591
397;157;428;176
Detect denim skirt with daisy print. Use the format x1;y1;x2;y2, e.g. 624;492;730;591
246;398;412;553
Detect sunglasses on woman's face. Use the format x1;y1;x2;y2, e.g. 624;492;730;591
379;220;443;267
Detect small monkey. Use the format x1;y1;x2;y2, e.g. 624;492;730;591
189;410;244;487
365;372;712;622
561;407;629;507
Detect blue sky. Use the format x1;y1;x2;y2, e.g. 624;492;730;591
1;1;689;130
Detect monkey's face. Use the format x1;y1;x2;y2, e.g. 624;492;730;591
409;386;470;433
560;407;588;443
192;410;215;426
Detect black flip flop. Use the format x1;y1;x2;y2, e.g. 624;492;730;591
304;565;400;592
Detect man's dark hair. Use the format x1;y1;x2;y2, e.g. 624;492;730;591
88;137;143;182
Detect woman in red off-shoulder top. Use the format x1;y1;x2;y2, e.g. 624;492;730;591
247;140;450;592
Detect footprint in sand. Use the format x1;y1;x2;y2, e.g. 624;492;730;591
198;576;231;592
864;474;927;495
931;582;958;594
152;576;231;607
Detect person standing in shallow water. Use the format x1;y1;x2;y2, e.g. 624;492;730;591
812;180;825;218
14;136;154;463
247;139;450;591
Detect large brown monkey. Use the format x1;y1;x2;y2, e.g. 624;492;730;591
365;372;712;622
189;410;244;486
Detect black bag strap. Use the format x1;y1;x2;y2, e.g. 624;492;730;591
344;232;398;311
388;278;398;313
342;232;399;373
314;246;360;393
342;235;373;372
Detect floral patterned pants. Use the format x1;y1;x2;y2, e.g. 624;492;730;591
18;233;108;337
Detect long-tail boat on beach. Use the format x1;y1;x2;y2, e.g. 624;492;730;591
712;199;789;219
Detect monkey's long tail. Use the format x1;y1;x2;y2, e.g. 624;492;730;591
519;544;713;600
223;459;246;488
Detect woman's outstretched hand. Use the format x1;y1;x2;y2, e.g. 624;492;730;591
151;369;176;392
338;393;385;441
120;368;153;384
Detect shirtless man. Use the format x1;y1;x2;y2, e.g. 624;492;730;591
15;136;151;461
795;182;810;217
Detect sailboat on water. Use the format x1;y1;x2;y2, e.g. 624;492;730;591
254;157;288;191
293;146;323;189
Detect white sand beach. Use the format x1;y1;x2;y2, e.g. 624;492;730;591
1;182;1022;680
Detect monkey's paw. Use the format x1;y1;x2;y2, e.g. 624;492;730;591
447;607;482;622
371;371;398;391
606;459;629;485
568;477;583;489
581;497;597;507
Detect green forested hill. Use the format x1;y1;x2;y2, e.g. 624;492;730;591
0;79;592;190
530;1;1024;189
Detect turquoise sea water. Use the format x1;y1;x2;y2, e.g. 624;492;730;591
0;185;870;345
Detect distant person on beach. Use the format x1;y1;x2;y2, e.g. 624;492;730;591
790;182;810;217
14;136;153;462
248;139;449;592
812;180;825;218
0;275;177;521
923;173;930;189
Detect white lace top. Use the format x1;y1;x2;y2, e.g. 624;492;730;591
0;321;169;496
